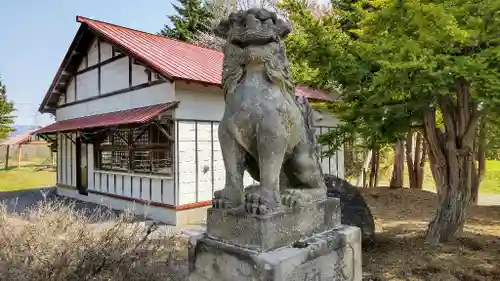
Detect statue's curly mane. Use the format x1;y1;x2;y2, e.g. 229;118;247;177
220;38;319;144
221;40;296;105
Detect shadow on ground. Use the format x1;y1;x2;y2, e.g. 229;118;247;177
0;187;150;224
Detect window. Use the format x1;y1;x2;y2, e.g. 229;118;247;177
94;120;174;175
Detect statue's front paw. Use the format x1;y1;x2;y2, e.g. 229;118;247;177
244;190;280;215
280;190;305;208
212;198;232;209
212;189;241;209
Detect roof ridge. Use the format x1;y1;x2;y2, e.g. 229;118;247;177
75;15;223;54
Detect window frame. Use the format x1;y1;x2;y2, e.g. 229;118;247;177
93;119;174;176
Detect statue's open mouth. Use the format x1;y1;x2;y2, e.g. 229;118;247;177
231;36;277;48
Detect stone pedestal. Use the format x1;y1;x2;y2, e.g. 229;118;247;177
188;226;362;281
207;198;341;252
188;197;362;281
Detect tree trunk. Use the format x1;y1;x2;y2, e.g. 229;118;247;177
357;150;372;187
374;148;380;187
368;148;376;188
423;80;480;245
368;146;380;188
405;132;417;189
416;140;427;190
390;140;404;188
406;131;427;189
470;117;486;205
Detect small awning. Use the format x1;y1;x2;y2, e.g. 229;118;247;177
34;102;179;135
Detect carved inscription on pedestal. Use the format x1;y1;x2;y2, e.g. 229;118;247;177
289;245;354;281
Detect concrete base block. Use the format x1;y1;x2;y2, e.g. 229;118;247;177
188;225;362;281
207;197;341;252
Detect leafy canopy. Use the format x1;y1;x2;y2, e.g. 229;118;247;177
159;0;214;42
280;0;500;152
0;76;15;140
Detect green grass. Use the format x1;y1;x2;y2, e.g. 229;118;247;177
378;159;500;194
475;160;500;194
0;166;56;192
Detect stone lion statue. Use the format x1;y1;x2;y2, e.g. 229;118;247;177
212;8;327;214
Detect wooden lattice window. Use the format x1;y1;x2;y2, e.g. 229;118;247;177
95;120;174;175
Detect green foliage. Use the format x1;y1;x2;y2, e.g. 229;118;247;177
0;76;15;140
280;0;500;155
484;113;500;160
159;0;214;42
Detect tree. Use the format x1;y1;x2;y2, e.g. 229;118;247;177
405;131;427;190
390;140;404;189
280;0;500;245
159;0;214;42
0;76;15;140
192;0;328;50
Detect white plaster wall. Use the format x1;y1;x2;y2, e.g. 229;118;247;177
66;78;76;104
196;122;214;202
131;63;149;86
57;94;65;106
57;187;177;224
177;121;197;205
174;84;225;121
100;41;113;61
101;57;129;94
57;39;156;107
87;39;99;67
76;69;99;101
56;133;62;184
56;82;175;120
57;132;76;187
91;170;175;205
87;143;94;187
77;57;86;71
176;120;261;206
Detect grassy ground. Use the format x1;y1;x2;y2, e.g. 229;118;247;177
377;159;500;194
361;187;500;281
0;165;56;192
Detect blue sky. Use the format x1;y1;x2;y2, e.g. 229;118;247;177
0;0;174;127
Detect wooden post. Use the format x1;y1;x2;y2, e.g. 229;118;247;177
4;145;9;170
17;145;22;168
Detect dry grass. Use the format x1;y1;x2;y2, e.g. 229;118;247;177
361;188;500;281
0;200;188;281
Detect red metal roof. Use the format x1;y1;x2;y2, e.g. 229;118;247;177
0;129;43;146
75;16;334;101
34;102;178;134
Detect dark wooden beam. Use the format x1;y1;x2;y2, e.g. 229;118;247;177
56;79;167;109
75;54;126;75
153;123;173;141
62;132;76;144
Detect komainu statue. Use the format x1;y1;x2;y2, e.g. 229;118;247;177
212;8;327;214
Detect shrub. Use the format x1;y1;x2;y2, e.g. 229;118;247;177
0;199;188;281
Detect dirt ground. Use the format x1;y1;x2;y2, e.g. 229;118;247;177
360;188;500;281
